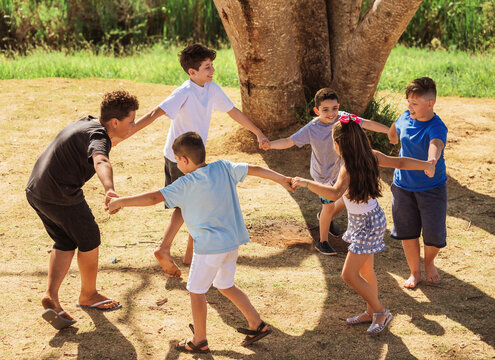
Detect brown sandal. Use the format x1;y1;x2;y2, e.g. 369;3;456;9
176;339;210;353
237;321;272;346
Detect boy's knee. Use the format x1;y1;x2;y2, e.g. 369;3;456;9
217;285;235;295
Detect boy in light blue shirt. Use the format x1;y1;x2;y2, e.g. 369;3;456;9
108;132;292;353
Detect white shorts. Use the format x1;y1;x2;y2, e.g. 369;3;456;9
186;249;238;294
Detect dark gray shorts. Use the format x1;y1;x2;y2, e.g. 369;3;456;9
164;157;184;186
26;191;101;252
390;183;447;248
164;157;184;209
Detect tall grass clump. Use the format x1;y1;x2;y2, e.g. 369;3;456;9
400;0;495;51
0;0;227;54
360;0;495;52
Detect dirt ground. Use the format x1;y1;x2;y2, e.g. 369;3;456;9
0;78;494;360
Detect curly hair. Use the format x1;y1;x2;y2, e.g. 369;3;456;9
332;121;382;203
100;90;139;123
179;43;216;73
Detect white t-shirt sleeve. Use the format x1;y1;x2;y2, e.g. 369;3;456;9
158;86;189;120
212;83;234;113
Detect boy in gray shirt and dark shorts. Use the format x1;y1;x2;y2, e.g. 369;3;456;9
266;88;391;255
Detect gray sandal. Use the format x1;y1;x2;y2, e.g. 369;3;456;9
346;311;372;325
367;309;393;335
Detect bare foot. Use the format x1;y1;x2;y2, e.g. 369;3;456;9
154;248;182;277
425;263;440;283
42;295;74;321
403;272;422;289
78;293;120;310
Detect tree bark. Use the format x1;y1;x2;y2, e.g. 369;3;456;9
214;0;423;132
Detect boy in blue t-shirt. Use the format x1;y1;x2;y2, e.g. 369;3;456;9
108;132;292;353
388;77;448;289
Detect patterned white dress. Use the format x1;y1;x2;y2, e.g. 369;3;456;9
342;195;387;255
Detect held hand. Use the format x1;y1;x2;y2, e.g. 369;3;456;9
257;134;270;150
105;190;118;210
280;177;295;193
425;159;436;178
105;193;120;215
261;140;271;151
291;177;308;191
107;197;121;214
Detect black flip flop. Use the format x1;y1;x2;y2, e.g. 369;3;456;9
237;321;272;346
42;309;77;330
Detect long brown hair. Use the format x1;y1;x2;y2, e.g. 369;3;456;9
332;121;382;202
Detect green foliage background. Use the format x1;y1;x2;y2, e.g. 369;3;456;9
1;0;494;53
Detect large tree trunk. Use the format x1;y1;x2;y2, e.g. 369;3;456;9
213;0;423;132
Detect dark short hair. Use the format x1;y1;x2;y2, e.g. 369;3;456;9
314;88;339;108
172;132;206;164
100;90;139;123
406;77;436;100
179;44;216;73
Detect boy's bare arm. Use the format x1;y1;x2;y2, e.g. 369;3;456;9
374;150;435;177
108;191;164;213
387;122;399;144
112;106;166;146
361;119;390;134
291;166;349;201
268;137;295;150
93;153;118;213
227;107;269;148
247;165;294;192
427;138;445;164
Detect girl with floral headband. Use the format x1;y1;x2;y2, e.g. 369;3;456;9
291;117;435;335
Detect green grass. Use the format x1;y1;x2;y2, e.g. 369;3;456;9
378;45;495;98
0;44;238;87
1;45;494;98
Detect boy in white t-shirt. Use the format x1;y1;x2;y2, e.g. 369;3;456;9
113;44;269;276
108;132;290;352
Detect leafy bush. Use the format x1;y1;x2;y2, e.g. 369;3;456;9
0;0;227;54
399;0;495;52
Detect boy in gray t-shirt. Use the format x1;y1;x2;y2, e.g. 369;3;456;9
266;88;391;255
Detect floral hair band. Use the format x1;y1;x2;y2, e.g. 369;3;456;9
338;114;362;125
